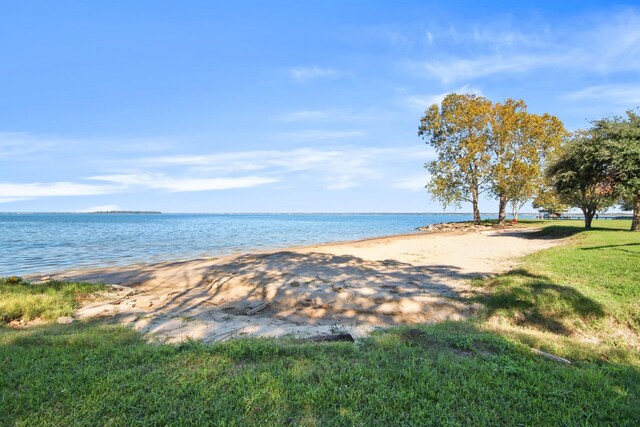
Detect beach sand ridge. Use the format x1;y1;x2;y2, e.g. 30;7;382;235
57;228;562;342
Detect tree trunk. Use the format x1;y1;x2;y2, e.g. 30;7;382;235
582;207;594;229
497;196;507;225
632;197;640;232
472;196;481;225
584;215;593;229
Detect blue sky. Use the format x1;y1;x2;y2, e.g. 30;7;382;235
1;0;639;213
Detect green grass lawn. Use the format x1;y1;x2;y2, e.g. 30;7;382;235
477;219;640;338
1;220;639;426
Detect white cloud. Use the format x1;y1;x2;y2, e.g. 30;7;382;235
325;176;359;190
275;110;366;123
404;85;483;112
141;148;375;190
0;182;118;198
587;12;640;73
0;173;279;204
425;31;434;46
420;54;560;84
139;146;432;191
0;145;434;202
392;174;430;192
276;129;365;141
89;174;279;192
0;132;58;159
0;173;278;205
290;66;342;82
410;11;640;83
277;110;337;122
563;84;640;105
275;108;391;124
141;146;430;169
0;197;33;204
471;28;536;47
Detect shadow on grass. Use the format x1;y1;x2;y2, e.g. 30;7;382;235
472;268;605;335
497;225;627;241
393;322;511;358
581;243;640;253
526;225;586;239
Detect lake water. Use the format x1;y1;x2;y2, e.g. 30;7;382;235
0;213;509;276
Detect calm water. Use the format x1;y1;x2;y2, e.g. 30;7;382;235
0;213;507;276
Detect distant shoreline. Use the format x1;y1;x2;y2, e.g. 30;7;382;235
87;211;162;214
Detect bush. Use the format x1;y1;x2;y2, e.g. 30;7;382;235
4;276;28;285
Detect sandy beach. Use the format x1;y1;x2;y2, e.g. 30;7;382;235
53;227;562;342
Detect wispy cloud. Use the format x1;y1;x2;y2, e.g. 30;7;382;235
134;154;369;191
290;66;343;82
140;146;433;191
139;148;376;188
141;146;431;168
425;31;434;46
391;174;430;192
587;11;640;73
470;27;540;47
0;132;59;159
325;176;359;190
403;85;483;112
89;174;279;192
277;110;338;122
275;108;391;124
0;132;182;163
0;197;34;204
0;182;118;198
275;129;365;141
418;54;561;84
0;173;278;204
563;84;640;105
0;144;435;203
0;174;279;204
378;22;542;50
409;10;640;83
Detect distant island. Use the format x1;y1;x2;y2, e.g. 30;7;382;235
88;211;162;214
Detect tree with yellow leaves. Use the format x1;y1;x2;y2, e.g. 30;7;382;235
489;99;566;223
532;179;569;217
419;93;493;224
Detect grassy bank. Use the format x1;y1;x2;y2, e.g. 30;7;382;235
0;277;105;324
2;321;638;426
1;220;639;425
477;219;640;341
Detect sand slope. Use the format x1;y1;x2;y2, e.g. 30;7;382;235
57;228;561;342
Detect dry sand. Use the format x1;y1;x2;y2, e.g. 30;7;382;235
52;227;562;342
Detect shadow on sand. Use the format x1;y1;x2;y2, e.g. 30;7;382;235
73;251;491;342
